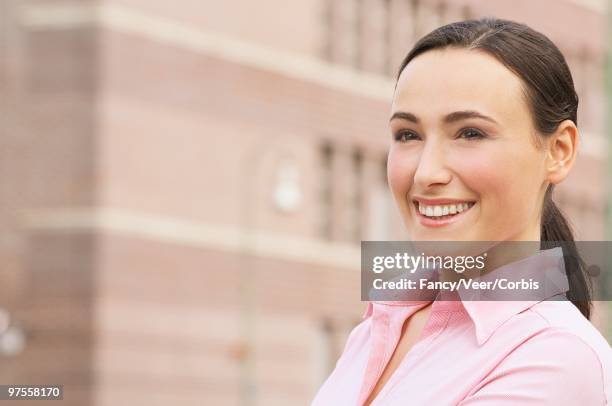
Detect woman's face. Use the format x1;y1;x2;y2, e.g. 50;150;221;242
388;48;549;242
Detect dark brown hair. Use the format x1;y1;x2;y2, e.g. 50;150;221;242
396;17;592;318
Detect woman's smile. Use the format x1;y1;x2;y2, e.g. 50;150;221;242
411;197;477;228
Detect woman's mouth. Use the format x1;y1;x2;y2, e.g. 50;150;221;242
412;200;476;227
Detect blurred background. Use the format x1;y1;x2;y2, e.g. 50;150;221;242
0;0;610;405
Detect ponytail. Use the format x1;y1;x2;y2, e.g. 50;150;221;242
540;184;592;319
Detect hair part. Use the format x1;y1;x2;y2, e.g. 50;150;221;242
396;17;591;319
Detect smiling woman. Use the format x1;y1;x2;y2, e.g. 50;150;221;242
388;46;559;243
312;17;612;406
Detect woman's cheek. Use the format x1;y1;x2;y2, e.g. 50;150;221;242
451;149;523;235
387;148;416;199
448;148;503;195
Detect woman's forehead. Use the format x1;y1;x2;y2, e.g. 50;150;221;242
392;48;528;122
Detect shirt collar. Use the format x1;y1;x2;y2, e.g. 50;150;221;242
458;246;569;345
363;247;569;346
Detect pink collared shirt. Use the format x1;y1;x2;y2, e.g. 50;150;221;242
312;248;612;405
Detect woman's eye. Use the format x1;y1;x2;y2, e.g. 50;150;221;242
394;131;419;143
459;128;486;140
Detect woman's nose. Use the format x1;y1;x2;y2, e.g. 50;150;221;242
412;141;452;189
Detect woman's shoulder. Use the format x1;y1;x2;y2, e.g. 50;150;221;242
512;300;612;403
526;299;611;361
464;321;610;405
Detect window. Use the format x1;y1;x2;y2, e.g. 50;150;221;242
323;0;473;76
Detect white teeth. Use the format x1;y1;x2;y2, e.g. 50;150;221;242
417;201;474;218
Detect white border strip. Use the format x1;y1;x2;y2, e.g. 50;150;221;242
19;2;608;158
20;2;395;101
579;130;607;160
566;0;607;13
20;2;98;28
22;208;360;270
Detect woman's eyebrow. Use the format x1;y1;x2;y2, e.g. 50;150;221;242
389;110;499;125
389;111;419;123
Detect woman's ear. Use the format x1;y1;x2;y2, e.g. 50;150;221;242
546;119;578;185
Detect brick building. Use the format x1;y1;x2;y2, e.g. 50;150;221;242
0;0;609;405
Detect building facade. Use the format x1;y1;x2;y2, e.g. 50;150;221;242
0;0;608;405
